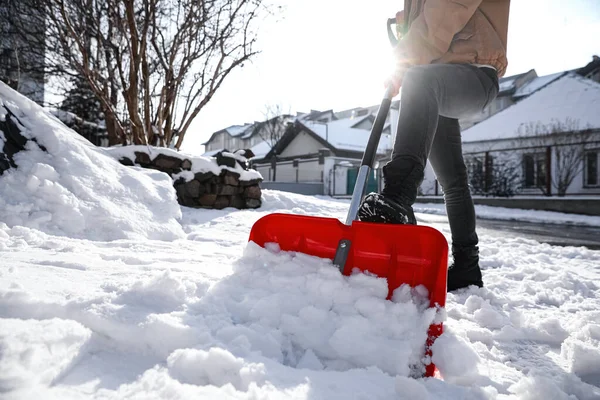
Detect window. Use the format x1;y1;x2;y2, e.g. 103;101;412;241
523;153;546;188
585;151;598;187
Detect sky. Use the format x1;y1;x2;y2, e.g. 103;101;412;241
180;0;600;154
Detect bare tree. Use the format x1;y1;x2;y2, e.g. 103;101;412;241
253;103;291;181
518;118;593;196
2;0;279;148
466;153;522;197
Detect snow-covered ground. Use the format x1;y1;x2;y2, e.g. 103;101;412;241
414;202;600;228
2;85;600;399
2;191;600;400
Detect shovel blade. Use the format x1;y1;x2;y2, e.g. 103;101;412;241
249;213;448;377
249;213;448;303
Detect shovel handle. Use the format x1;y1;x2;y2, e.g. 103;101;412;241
344;86;394;225
387;17;399;47
334;87;393;272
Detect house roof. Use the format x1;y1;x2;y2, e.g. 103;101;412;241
296;109;336;122
576;55;600;77
498;70;530;94
248;140;272;159
304;115;391;153
463;73;600;143
513;72;566;98
201;123;253;145
266;113;389;157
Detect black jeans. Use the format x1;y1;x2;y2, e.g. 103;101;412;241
387;63;499;248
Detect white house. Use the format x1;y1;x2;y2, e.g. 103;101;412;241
460;56;600;131
421;72;600;197
202;103;400;196
251;104;400;196
202;114;296;160
202;57;600;199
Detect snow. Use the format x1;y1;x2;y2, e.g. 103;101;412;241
0;82;185;241
2;85;600;399
303;116;392;153
463;73;600;142
1;187;600;398
498;77;516;93
248;140;273;159
106;145;262;183
513;72;565;98
226;124;254;137
415;202;600;228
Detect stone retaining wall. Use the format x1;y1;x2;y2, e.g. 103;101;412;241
0;106;47;175
0;102;263;211
116;149;263;210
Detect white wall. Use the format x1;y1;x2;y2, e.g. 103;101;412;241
422;131;600;197
253;158;324;184
279;131;323;158
206;132;225;151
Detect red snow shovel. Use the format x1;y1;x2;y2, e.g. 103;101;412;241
249;86;448;378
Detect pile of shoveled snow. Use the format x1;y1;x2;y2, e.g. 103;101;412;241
0;83;184;241
0;220;445;400
0;190;599;399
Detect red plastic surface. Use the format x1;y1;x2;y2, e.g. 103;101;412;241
248;213;448;378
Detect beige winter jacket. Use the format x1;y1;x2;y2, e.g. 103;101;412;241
398;0;511;77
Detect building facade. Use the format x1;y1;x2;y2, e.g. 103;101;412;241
0;0;45;105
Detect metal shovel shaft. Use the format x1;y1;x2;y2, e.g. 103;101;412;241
344;85;394;225
346;86;392;225
333;86;394;271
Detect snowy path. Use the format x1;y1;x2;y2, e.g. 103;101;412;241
1;191;599;400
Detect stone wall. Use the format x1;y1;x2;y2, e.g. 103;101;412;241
0;105;47;175
0;102;262;210
116;149;263;210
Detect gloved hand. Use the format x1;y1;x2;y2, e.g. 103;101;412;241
384;63;410;97
385;11;412;97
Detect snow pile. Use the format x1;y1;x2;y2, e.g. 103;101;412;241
201;242;437;377
0;221;445;399
0;188;600;399
0;83;185;241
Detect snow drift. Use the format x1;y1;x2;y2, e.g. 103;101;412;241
0;83;185;241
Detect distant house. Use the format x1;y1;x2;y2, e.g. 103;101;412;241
421;73;600;197
460;56;600;131
202;103;399;196
203;57;600;199
0;1;45;105
202;114;295;160
252;104;398;196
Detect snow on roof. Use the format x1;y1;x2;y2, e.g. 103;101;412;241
463;73;600;143
249;140;272;159
498;78;516;92
225;124;253;137
303;115;391;153
513;72;565;98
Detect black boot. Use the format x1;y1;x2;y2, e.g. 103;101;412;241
357;192;417;224
357;157;423;225
447;245;483;292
